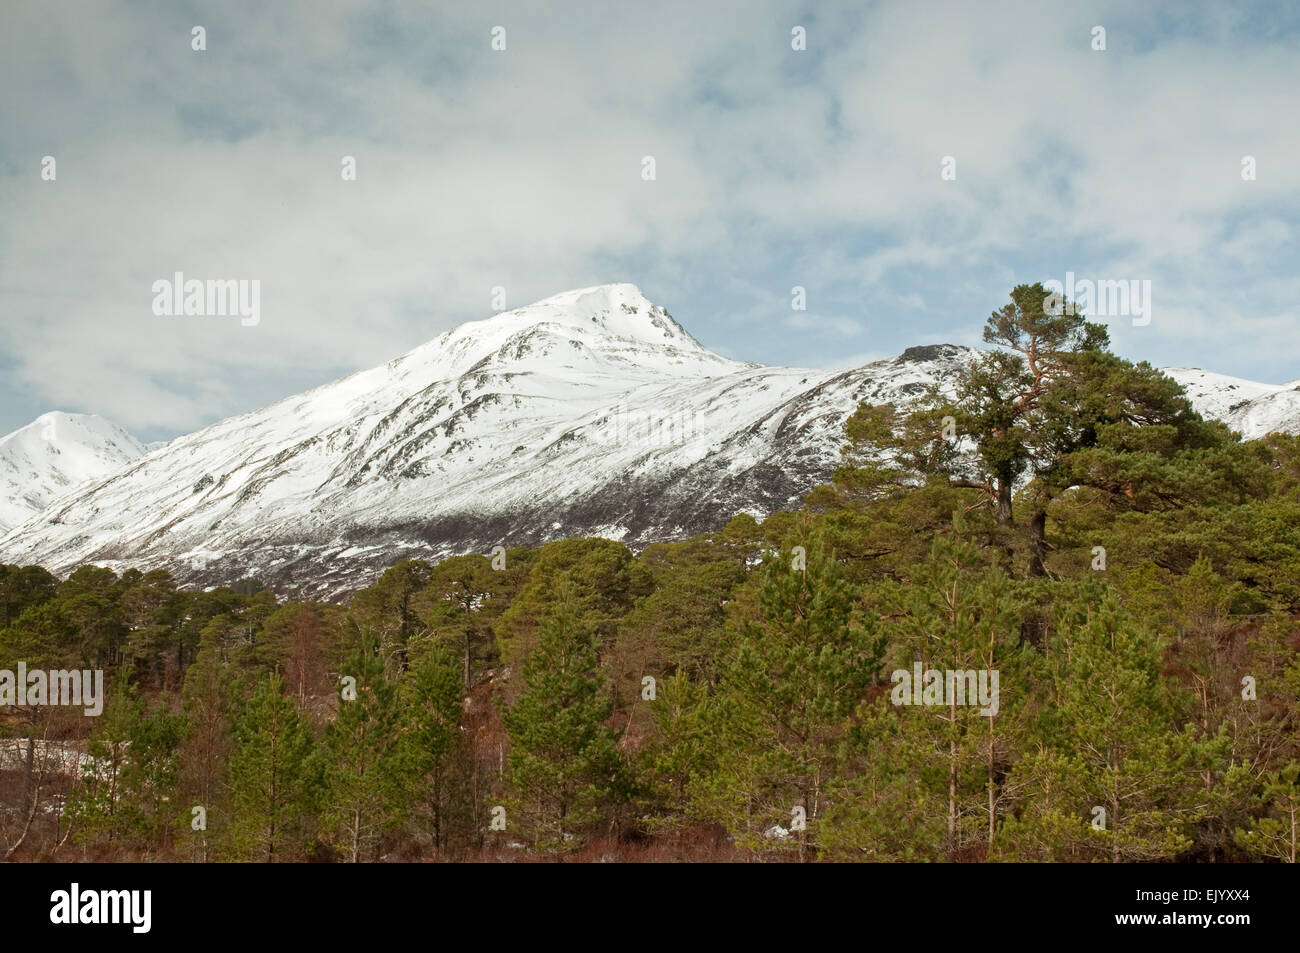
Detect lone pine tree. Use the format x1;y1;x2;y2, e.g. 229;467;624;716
837;282;1242;576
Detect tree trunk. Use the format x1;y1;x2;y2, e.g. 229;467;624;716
995;473;1014;526
1027;506;1048;577
1290;803;1296;864
21;737;35;818
987;728;996;846
1111;788;1121;864
948;696;958;859
433;771;443;852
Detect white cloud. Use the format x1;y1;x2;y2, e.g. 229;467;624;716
0;0;1296;437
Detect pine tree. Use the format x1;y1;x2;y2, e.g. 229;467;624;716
322;648;411;862
179;631;236;860
422;553;506;691
1235;761;1300;862
496;539;651;662
64;670;141;849
956;283;1109;530
500;596;625;851
635;672;709;837
347;559;432;673
820;697;952;861
225;672;320;861
832;284;1247;578
821;533;1034;860
890;536;1034;857
401;642;470;854
119;702;185;851
999;591;1211;861
60;669;182;855
0;564;58;628
119;568;184;682
692;532;885;859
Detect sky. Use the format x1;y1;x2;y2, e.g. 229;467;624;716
1;0;1298;442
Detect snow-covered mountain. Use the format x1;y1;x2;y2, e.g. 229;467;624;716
1164;368;1300;439
0;286;972;596
0;284;1293;598
0;413;147;534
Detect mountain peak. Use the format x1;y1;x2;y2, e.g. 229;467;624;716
2;411;141;449
0;412;146;534
894;344;970;365
488;283;706;353
526;282;649;312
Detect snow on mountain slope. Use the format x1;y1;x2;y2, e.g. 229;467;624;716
0;413;146;533
0;285;973;597
1164;368;1300;439
0;285;1291;600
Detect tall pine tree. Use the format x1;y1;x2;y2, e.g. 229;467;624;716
500;594;625;851
225;672;320;861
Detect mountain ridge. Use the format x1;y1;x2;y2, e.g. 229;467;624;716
0;285;1294;598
